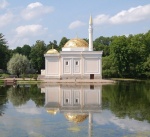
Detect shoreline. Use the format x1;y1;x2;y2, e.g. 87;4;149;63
1;78;115;85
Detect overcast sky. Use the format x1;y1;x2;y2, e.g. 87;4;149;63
1;0;150;49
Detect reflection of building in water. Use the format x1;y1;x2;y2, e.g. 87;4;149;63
41;84;102;137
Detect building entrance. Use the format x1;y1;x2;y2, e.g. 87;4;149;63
90;74;94;79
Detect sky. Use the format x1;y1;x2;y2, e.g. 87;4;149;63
0;0;150;49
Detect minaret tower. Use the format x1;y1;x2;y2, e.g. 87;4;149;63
89;15;93;51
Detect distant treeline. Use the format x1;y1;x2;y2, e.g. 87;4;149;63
0;30;150;78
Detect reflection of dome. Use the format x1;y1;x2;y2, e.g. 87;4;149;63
46;49;59;54
63;38;88;48
65;113;88;123
46;109;58;115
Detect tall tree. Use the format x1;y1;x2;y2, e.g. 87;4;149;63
46;40;58;51
30;40;46;73
0;33;10;70
13;47;22;54
58;37;69;51
7;53;30;77
22;44;31;59
94;36;110;56
102;56;118;78
110;35;129;77
127;34;147;77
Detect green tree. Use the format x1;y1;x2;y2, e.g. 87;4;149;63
127;34;147;77
144;55;150;78
94;36;110;56
22;44;31;59
7;53;30;77
46;40;58;51
30;40;46;73
102;56;118;78
13;46;22;54
58;37;69;51
110;35;129;77
0;33;10;70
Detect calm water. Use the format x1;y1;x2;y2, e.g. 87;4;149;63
0;81;150;137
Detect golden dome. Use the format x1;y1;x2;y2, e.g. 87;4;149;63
46;109;58;115
46;49;59;54
63;38;88;48
65;113;88;123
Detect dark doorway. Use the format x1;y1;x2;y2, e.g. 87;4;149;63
90;74;94;79
90;85;94;90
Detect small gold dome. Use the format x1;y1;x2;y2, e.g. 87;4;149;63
65;113;88;123
47;109;58;115
63;38;88;48
46;49;59;54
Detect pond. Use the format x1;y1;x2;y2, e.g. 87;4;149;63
0;81;150;137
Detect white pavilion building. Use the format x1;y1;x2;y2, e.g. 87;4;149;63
41;16;103;79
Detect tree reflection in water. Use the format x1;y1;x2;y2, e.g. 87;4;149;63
0;86;8;116
7;85;45;107
102;81;150;122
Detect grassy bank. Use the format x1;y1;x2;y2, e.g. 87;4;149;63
17;80;42;84
110;78;142;81
0;78;42;85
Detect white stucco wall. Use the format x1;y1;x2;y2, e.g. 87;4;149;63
60;51;102;79
44;54;60;78
44;51;102;79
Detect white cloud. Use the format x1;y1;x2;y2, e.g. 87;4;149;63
9;37;30;49
15;100;42;115
8;24;48;49
0;12;14;27
16;107;41;115
94;4;150;25
69;20;86;29
94;110;150;132
16;24;48;37
21;2;54;20
93;14;110;25
110;4;150;24
0;0;9;9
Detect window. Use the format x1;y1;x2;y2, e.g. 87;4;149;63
66;99;69;103
75;61;79;65
90;85;94;90
75;98;78;103
66;61;68;65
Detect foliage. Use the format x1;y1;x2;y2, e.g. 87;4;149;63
94;36;111;56
30;40;46;73
22;45;31;59
1;29;150;78
107;33;150;78
102;56;118;78
110;35;129;77
58;37;69;51
46;40;58;51
7;53;30;77
7;85;45;107
143;55;150;78
0;33;10;70
102;81;150;122
0;86;9;115
13;45;31;59
29;85;45;107
7;85;30;106
0;73;9;78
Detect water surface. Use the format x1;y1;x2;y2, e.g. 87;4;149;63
0;81;150;137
